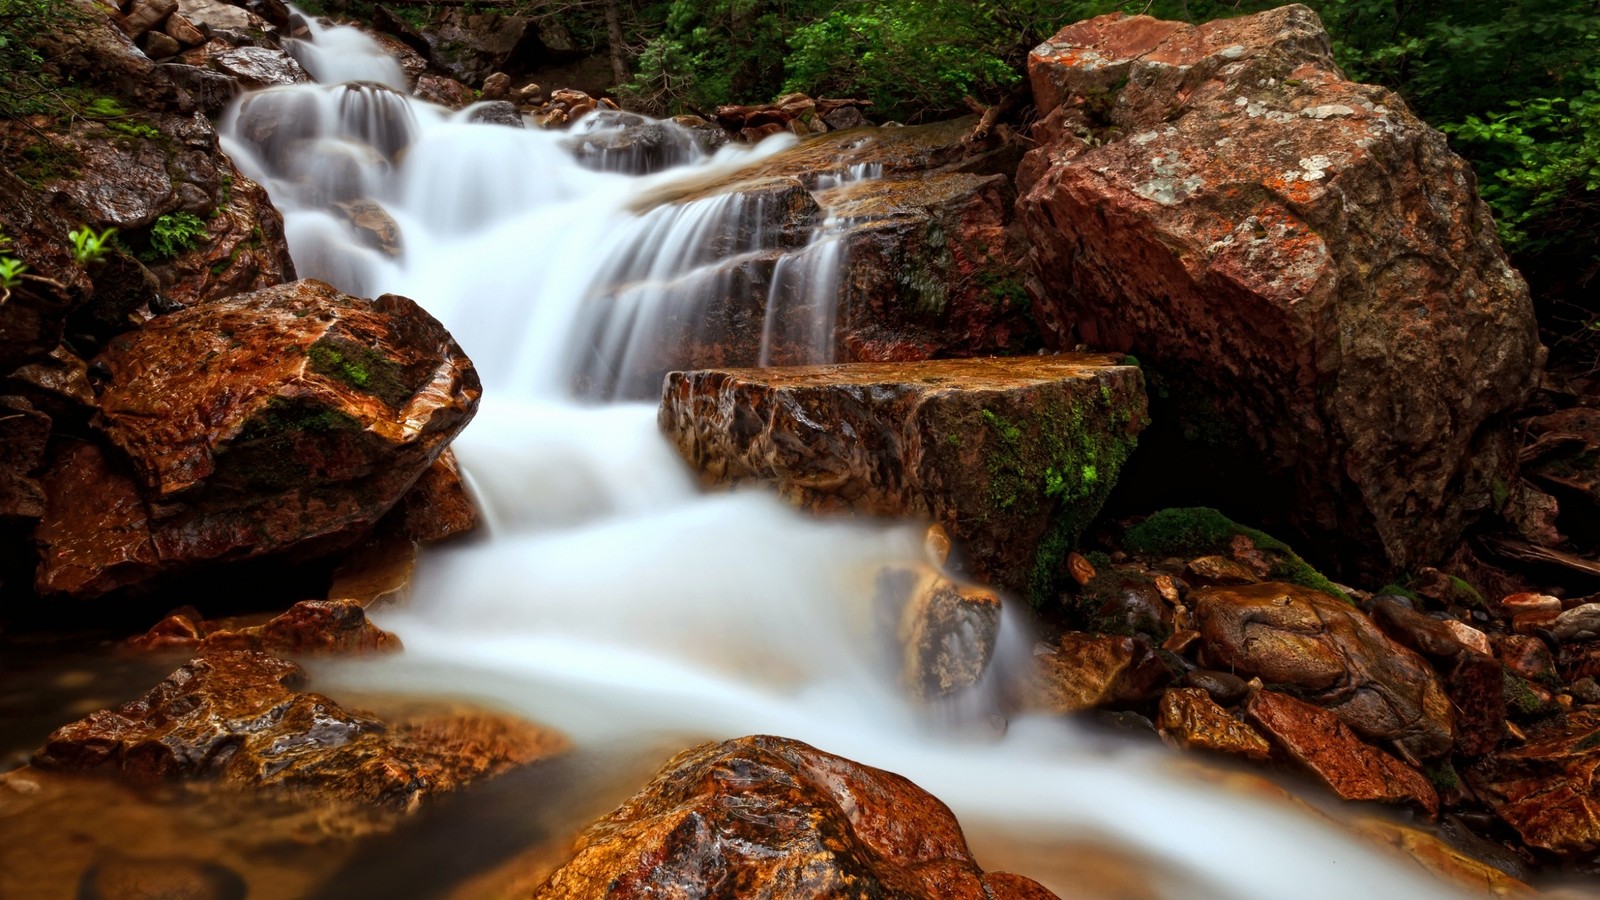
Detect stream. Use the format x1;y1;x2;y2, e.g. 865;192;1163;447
203;13;1469;898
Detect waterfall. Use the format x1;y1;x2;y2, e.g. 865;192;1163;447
218;16;1464;899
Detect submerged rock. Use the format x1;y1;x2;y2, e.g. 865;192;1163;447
32;650;564;813
875;564;1002;700
536;735;1057;899
35;279;479;597
1195;582;1454;759
659;355;1147;603
1014;632;1167;714
1018;5;1543;575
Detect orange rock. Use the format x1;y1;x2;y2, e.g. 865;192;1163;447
33;651;562;813
1246;690;1439;816
1195;582;1454;759
36;280;479;597
536;735;1057;899
1157;687;1271;761
1016;632;1164;714
399;449;478;543
1468;708;1600;857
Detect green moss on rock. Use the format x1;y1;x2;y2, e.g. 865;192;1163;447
308;336;411;407
1124;507;1349;602
975;379;1143;607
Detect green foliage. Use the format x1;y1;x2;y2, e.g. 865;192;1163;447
68;226;116;266
142;212;208;262
0;233;25;290
1123;507;1350;602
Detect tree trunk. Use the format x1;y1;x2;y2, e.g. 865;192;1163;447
604;0;629;88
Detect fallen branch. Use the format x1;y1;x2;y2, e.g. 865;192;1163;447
1481;536;1600;580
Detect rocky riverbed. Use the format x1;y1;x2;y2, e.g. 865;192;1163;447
1;1;1596;897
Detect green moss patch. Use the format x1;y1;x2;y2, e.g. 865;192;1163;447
975;378;1143;607
307;336;412;407
1124;507;1350;602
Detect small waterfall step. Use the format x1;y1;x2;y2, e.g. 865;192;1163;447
658;354;1148;604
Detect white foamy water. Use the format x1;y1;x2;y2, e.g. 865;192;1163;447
221;17;1466;898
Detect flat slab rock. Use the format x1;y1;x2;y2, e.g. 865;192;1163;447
659;355;1147;603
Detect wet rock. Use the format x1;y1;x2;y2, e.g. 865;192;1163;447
1183;555;1259;586
0;171;94;371
417;10;544;85
1499;635;1559;685
398;449;478;543
414;74;474;110
1073;570;1170;637
660;355;1147;603
119;0;179;40
1018;6;1543;575
1180;669;1250;706
1448;651;1507;758
132;599;401;655
1246;690;1439;816
1015;632;1165;714
466;101;524;129
160;62;238;116
175;0;270;34
143;30;181;59
1352;819;1536;898
566;111;702;175
1157;687;1271;760
1370;598;1477;660
1501;592;1562;616
153;163;295;307
209;46;308;88
35;280;479;597
877;566;1001;700
1553;604;1600;643
1195;582;1454;758
33;651;564;813
1467;708;1600;857
332;199;404;259
480;71;511;100
165;12;205;47
78;854;247;900
0;397;51;522
536;735;1056;900
41;119;177;230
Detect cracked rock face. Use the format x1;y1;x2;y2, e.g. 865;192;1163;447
1195;581;1454;759
1017;4;1543;577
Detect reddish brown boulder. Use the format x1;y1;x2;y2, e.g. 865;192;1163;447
1194;582;1453;758
0;396;51;521
1017;6;1542;575
1247;690;1438;815
659;355;1146;603
35;279;479;597
1467;708;1600;857
876;564;1001;700
152;162;295;307
536;735;1057;900
32;650;565;812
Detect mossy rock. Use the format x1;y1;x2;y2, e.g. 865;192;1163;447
1124;507;1350;602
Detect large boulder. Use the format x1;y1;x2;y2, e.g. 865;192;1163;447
34;279;479;597
1194;582;1454;759
660;355;1146;603
1017;5;1542;575
536;735;1057;899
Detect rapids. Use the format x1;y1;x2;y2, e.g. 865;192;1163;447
220;15;1463;898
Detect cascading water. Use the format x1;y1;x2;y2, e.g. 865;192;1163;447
221;17;1463;899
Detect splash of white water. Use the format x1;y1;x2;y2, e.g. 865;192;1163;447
222;18;1466;899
